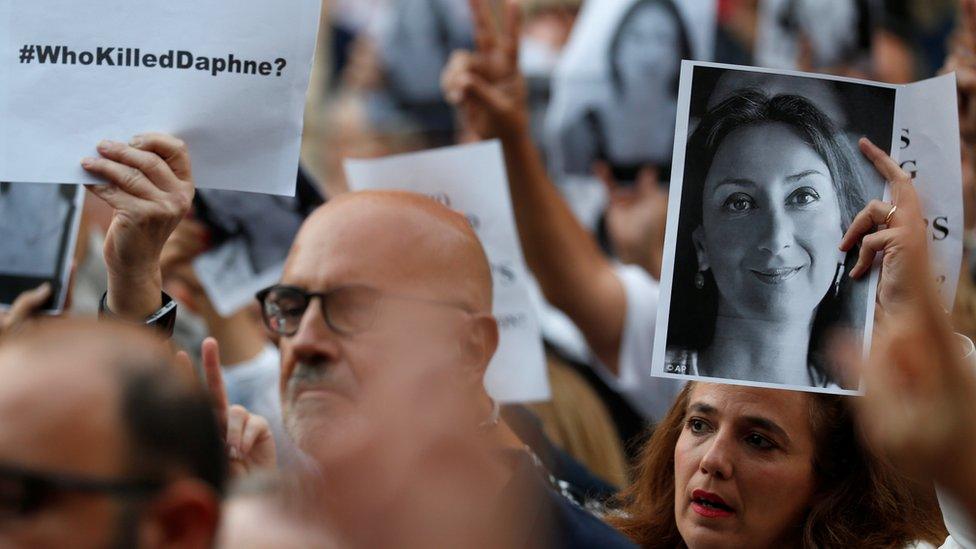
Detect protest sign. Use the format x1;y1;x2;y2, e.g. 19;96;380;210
652;61;963;396
193;168;324;317
0;183;84;314
893;74;964;309
0;0;322;196
344;141;551;404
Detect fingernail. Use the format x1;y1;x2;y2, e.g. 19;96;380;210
96;140;116;152
228;446;242;460
129;136;144;148
37;282;51;294
81;157;96;168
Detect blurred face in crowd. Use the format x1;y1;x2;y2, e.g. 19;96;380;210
614;1;681;94
218;493;333;549
276;192;496;457
694;123;844;321
673;383;816;548
0;323;218;549
0;336;128;548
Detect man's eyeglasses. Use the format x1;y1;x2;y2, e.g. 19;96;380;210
255;284;473;337
0;463;162;518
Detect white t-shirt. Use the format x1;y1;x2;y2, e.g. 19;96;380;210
222;345;285;444
537;264;683;423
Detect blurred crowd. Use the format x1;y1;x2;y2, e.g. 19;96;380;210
3;0;976;547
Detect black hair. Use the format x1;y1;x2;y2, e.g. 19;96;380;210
608;0;691;98
120;360;228;497
667;89;867;388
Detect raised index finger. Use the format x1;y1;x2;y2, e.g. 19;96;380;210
201;337;228;435
858;138;923;218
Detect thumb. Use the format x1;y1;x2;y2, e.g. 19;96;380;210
7;283;53;325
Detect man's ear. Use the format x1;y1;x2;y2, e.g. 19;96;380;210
139;479;220;549
692;225;710;272
459;315;499;387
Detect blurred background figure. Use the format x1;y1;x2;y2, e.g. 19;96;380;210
0;320;225;549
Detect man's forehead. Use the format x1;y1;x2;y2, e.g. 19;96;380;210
285;196;473;286
0;346;125;473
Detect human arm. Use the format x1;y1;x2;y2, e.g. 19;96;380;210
83;133;194;322
838;138;976;528
442;0;628;373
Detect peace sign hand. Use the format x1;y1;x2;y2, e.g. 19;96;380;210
441;0;529;140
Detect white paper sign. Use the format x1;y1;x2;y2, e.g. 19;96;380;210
893;74;964;309
0;0;322;196
344;141;551;404
652;61;963;396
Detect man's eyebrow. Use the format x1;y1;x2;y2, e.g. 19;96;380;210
741;416;792;445
785;169;826;182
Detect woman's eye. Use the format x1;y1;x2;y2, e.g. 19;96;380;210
745;433;776;450
788;187;820;207
722;193;755;213
686;418;711;435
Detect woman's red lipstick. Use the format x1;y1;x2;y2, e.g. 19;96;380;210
691;489;735;518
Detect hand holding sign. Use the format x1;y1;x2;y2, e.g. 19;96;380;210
442;0;528;140
83;133;195;320
189;337;276;478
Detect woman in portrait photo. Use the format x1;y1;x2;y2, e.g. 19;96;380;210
665;87;878;389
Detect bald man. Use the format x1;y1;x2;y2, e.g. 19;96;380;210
265;190;513;454
257;190;636;548
0;320;225;548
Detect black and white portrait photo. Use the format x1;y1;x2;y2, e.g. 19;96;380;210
552;0;694;182
653;63;897;393
0;182;83;312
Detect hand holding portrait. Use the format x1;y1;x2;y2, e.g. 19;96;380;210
841;138;932;316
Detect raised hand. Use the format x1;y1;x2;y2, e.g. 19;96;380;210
198;337;276;477
441;0;528;140
834;138;976;518
83;133;195;320
840;138;932;315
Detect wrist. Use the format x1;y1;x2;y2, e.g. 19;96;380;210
107;265;163;320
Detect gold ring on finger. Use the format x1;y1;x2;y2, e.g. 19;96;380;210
883;204;898;226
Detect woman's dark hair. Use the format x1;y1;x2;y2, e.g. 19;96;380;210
667;89;868;387
609;382;948;547
608;0;691;98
